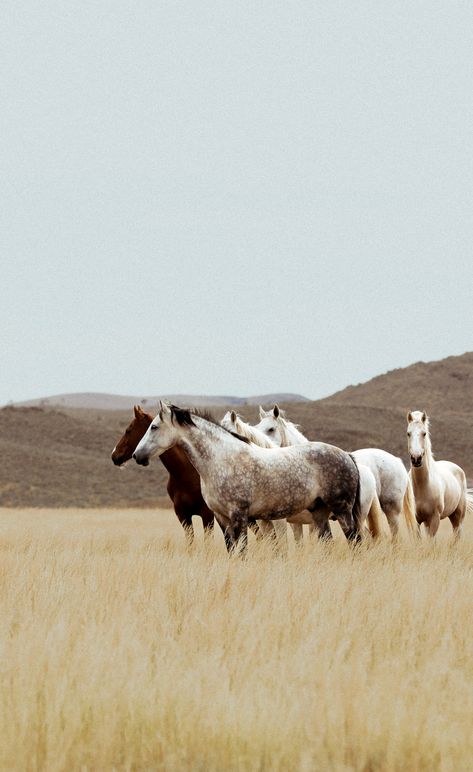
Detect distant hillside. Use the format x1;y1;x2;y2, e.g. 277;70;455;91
320;352;473;416
1;352;472;508
12;391;309;411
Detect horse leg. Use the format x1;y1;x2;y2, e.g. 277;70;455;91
215;517;234;553
425;512;440;538
257;520;278;541
337;516;362;543
271;519;288;553
248;518;263;540
449;506;465;539
230;509;249;557
223;528;234;553
365;494;384;540
308;504;333;541
289;522;304;545
175;507;194;545
331;499;363;543
200;509;214;539
382;501;401;540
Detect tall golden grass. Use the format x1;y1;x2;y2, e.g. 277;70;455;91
1;508;472;771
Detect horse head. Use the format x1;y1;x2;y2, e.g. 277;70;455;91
111;405;153;466
406;410;429;467
221;410;239;433
133;402;186;465
255;404;286;446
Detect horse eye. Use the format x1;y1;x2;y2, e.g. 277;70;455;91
151;425;158;432
268;428;275;433
422;431;426;437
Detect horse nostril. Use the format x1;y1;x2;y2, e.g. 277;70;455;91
132;453;137;460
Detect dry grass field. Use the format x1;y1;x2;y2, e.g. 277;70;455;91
1;508;473;771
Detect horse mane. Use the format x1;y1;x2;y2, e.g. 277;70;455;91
423;416;433;457
280;415;303;433
275;415;307;446
169;405;250;444
236;417;274;448
169;405;196;427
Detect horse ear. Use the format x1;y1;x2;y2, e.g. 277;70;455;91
134;405;143;418
159;401;171;420
273;404;280;418
230;410;237;423
421;411;427;423
259;406;266;419
407;411;413;423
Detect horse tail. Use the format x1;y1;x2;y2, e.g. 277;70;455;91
402;477;420;537
367;493;383;539
349;454;362;531
466;490;473;518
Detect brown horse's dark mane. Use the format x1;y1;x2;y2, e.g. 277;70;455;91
169;405;250;444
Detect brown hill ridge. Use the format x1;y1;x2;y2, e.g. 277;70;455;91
320;352;473;415
1;352;472;508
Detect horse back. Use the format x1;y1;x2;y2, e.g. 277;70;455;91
353;447;407;502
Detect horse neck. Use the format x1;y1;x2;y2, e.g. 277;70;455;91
411;430;435;487
159;445;193;478
176;417;238;477
280;419;308;447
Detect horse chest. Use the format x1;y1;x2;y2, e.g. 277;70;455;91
413;488;444;520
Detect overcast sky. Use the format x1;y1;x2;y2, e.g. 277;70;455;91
1;1;472;405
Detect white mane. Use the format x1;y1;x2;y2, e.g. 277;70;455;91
278;416;308;446
221;411;275;448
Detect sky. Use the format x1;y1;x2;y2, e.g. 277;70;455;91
1;1;473;405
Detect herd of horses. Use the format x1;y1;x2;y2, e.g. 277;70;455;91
111;403;472;553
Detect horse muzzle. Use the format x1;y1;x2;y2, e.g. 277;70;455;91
410;456;423;468
133;452;149;466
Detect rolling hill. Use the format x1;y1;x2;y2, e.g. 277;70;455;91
12;391;309;410
1;352;472;507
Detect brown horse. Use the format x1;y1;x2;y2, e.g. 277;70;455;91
111;405;260;550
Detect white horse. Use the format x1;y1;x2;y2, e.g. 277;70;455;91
407;410;469;537
255;405;418;538
223;411;383;542
134;404;365;552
